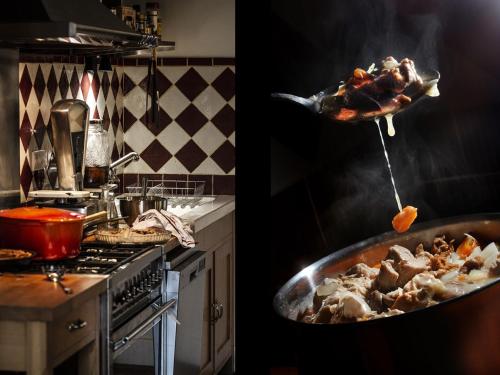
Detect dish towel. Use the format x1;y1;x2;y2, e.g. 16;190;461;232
132;209;196;248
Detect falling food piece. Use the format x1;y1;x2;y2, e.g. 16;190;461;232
392;206;418;233
456;233;479;259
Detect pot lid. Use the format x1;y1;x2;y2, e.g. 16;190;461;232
0;206;85;222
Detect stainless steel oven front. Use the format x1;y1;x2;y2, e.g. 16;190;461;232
100;245;180;375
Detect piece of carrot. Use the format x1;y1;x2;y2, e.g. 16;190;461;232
392;205;418;233
456;234;479;259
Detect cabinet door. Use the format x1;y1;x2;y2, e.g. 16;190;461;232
200;252;214;375
213;236;233;372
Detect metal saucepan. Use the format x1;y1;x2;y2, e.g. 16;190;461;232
117;195;168;227
274;213;500;374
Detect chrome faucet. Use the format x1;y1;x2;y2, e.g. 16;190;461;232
108;152;140;185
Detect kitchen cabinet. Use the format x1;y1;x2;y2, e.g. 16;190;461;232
0;275;106;375
197;212;235;375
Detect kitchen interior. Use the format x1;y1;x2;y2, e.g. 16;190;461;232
0;1;235;375
270;0;500;374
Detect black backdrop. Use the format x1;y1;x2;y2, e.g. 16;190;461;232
268;0;500;368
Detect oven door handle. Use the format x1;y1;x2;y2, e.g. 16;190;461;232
112;298;177;352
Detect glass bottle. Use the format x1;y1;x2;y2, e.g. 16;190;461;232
84;119;110;188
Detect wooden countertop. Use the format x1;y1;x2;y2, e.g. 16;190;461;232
0;273;108;322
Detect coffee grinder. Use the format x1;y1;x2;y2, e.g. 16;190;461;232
28;99;95;214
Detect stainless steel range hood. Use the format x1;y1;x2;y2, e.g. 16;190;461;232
0;0;162;55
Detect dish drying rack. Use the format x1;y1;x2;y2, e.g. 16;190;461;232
126;179;214;208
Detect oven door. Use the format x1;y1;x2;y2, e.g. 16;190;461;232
111;297;176;375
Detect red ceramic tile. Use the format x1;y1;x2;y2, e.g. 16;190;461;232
175;140;207;173
139;69;171;97
46;65;58;104
123;58;137;66
175;67;208;101
81;71;91;101
101;71;110;100
136;58;150;66
33;111;46;149
93;106;100;120
112;105;120;134
213;58;235;65
140;140;172;172
212;68;235;101
122;107;137;132
187;58;212;66
123;173;139;188
162;58;187;66
20;158;33;199
111;69;120;98
122;73;135;96
19;65;33;106
175;104;208;136
123;142;135;155
91;72;100;101
213;175;235;195
111;144;120;162
33;65;46;104
211;140;235;173
46;121;53;146
70;67;80;99
58;66;69;99
212;104;235;137
139;107;172;136
19;112;32;151
102;106;111;132
188;174;213;195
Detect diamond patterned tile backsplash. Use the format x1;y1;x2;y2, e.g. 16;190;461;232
18;57;235;200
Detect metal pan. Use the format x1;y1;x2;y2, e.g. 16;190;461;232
274;213;500;374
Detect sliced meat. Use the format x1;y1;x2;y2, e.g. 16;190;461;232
367;289;396;313
460;256;484;274
384;245;429;287
346;263;379;279
431;235;454;254
391;289;435;312
341;275;373;296
375;260;399;292
313;305;334;324
399;58;423;87
395;256;429;286
489;258;499;277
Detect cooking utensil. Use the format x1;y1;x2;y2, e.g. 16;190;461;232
42;265;73;294
0;207;85;260
271;69;440;123
117;195;168;227
274;213;500;374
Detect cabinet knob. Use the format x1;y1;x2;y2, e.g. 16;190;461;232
218;303;224;319
67;319;87;332
211;302;220;323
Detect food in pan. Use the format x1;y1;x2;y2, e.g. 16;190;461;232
321;56;439;124
0;249;34;260
301;234;499;324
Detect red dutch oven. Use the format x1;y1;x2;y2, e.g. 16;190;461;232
0;206;85;260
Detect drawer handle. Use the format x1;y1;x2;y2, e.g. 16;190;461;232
211;302;220;323
67;319;87;332
218;303;224;319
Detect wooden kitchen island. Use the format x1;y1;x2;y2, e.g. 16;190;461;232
0;273;107;375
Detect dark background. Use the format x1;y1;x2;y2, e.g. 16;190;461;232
266;0;500;369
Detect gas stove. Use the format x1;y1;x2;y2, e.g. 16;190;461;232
0;242;157;275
